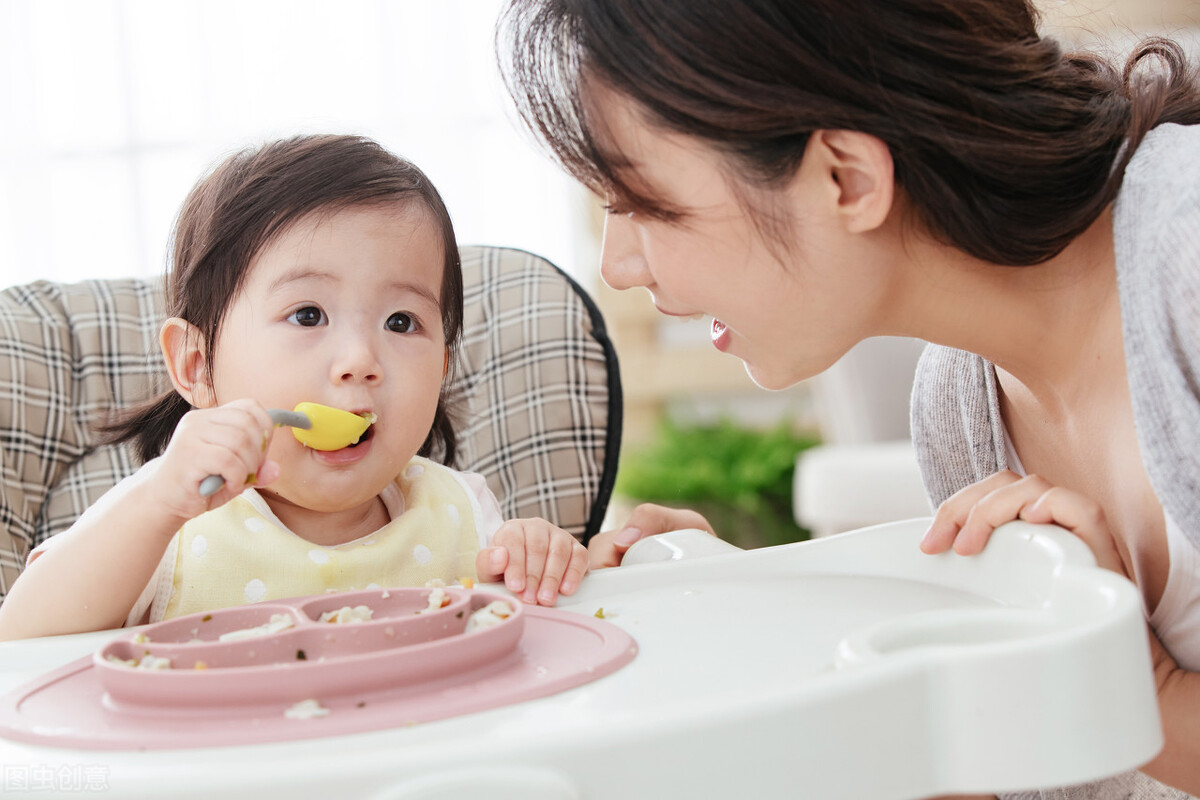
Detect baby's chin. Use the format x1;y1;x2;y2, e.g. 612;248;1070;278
257;483;390;523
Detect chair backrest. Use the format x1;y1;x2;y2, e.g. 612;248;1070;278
0;246;622;597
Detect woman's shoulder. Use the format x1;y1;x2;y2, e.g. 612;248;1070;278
911;345;990;418
1115;124;1200;359
910;345;1004;506
1124;122;1200;185
1117;123;1200;234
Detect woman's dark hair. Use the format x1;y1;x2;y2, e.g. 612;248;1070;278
497;0;1200;265
105;134;463;465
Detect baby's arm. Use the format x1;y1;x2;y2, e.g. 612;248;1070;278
475;519;589;606
0;400;276;640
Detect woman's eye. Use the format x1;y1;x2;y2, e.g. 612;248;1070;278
386;312;418;333
287;306;325;327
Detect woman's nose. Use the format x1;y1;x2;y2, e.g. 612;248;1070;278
599;212;652;292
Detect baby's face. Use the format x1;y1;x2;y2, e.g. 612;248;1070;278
208;201;447;518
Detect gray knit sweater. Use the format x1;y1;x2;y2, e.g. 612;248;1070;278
910;123;1200;800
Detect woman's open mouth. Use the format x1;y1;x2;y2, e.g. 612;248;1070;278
711;319;731;352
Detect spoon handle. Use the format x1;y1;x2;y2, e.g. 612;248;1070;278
198;408;312;497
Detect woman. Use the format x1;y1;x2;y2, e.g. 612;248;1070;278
498;1;1200;798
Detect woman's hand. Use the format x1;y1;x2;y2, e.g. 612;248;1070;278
587;503;717;569
475;518;589;606
919;470;1130;577
152;398;279;525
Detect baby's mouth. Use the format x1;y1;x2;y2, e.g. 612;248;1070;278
347;424;374;448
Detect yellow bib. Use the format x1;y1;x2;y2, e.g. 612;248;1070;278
159;457;481;620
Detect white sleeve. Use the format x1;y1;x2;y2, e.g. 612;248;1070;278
455;470;504;548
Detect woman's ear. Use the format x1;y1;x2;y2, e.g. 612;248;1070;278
160;317;216;408
812;130;895;234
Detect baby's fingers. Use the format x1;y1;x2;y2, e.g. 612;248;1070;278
475;546;509;584
555;541;590;598
489;523;529;595
533;532;588;606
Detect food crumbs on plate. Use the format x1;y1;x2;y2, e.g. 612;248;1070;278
459;577;474;589
201;614;212;622
319;605;373;624
356;701;366;708
194;661;208;670
218;613;295;642
284;699;330;720
296;649;307;660
594;608;605;619
131;632;149;644
465;601;513;633
416;587;450;613
106;654;173;670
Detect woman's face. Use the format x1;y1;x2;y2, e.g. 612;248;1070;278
593;86;902;390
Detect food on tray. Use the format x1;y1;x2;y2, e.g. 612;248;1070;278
284;699;330;720
217;613;295;641
318;605;373;624
106;654;173;670
291;402;376;451
466;600;514;632
417;587;451;613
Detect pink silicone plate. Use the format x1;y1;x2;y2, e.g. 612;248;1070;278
0;587;637;750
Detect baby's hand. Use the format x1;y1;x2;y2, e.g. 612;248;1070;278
152;399;279;524
475;519;589;606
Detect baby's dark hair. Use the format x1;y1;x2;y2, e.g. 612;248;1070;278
105;134;463;465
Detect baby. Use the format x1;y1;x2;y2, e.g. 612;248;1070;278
0;135;589;640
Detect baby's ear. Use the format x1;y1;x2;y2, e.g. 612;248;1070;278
160;317;216;408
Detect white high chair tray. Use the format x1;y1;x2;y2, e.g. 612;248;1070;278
0;520;1161;800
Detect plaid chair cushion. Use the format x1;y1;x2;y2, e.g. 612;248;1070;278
0;246;621;599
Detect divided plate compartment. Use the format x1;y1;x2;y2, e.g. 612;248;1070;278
0;586;638;751
95;587;520;709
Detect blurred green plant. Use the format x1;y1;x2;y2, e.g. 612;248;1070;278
614;418;821;549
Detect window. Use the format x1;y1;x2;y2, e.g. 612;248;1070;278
0;0;597;289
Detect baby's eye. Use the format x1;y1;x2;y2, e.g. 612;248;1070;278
386;312;419;334
287;306;325;327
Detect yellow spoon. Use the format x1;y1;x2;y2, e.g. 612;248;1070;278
291;402;377;452
198;404;375;497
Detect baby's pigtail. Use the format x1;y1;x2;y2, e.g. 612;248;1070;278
98;391;193;465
